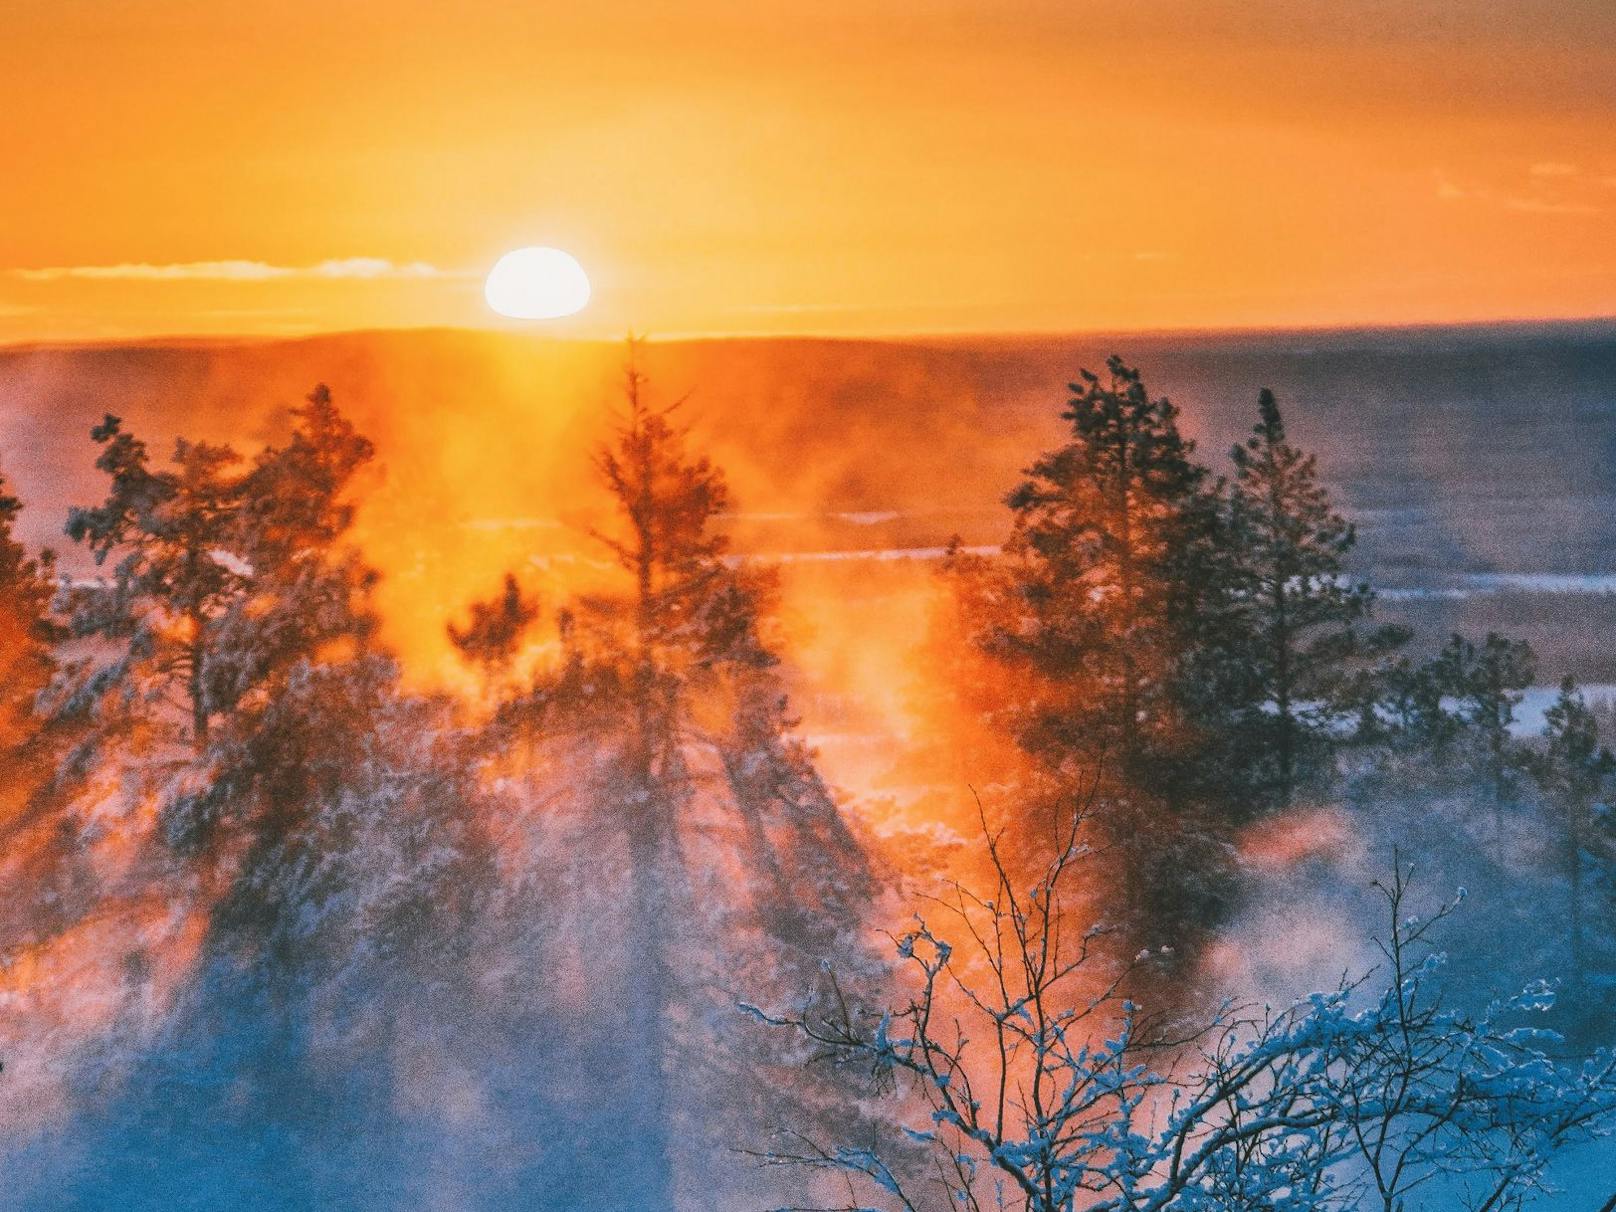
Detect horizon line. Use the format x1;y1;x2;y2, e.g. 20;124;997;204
4;311;1616;355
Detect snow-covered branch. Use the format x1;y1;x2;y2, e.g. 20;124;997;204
748;810;1616;1212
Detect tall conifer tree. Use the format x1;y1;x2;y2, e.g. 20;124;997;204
954;357;1242;953
62;388;378;769
65;418;245;750
993;356;1224;787
217;385;379;724
561;354;805;1206
1226;388;1402;806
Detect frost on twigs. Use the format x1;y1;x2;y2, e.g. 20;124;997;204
745;806;1616;1212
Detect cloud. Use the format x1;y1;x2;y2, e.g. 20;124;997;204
1529;161;1579;178
8;258;472;283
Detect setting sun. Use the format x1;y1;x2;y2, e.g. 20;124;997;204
484;246;591;320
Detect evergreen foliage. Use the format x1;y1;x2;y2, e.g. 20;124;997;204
456;352;882;1207
1438;632;1538;824
9;351;1616;1211
58;386;377;760
1225;388;1406;805
448;572;540;682
993;356;1223;786
0;469;58;752
1531;677;1616;1004
63;418;245;749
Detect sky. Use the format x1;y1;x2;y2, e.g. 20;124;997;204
2;0;1614;342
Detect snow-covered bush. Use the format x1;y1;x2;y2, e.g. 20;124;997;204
746;804;1616;1212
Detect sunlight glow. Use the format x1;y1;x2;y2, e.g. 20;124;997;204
484;247;591;319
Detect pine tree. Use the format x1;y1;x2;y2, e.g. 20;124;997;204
140;395;488;1194
480;352;880;1205
1349;652;1459;753
12;396;494;1203
588;358;776;771
64;417;246;751
992;356;1225;789
946;357;1251;958
1226;388;1405;806
174;387;382;847
62;388;378;763
219;383;380;711
575;355;797;1205
1531;677;1615;995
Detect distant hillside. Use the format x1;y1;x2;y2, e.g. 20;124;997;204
6;321;1616;575
7;320;1616;683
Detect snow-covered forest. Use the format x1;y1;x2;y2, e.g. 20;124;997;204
1;337;1614;1210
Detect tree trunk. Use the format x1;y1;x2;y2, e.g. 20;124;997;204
1115;421;1139;768
621;405;677;1208
189;629;209;751
1273;579;1294;808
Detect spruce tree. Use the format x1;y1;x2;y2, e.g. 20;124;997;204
1226;388;1404;806
476;353;879;1205
584;357;781;776
575;356;802;1206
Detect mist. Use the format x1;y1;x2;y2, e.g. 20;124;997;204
2;321;1615;1208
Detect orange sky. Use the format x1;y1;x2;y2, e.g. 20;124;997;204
2;0;1613;341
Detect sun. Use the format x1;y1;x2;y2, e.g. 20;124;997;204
484;246;591;319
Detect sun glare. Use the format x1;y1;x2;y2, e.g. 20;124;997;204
484;246;591;320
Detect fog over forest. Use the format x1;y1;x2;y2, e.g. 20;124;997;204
1;320;1614;1210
